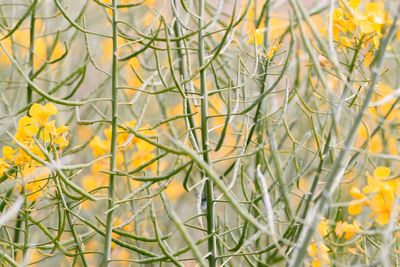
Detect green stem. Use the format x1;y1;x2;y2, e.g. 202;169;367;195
172;0;200;150
198;1;216;266
55;178;89;266
103;0;118;265
20;5;37;259
27;2;36;104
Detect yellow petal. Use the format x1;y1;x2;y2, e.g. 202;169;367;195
308;243;318;257
247;28;264;46
18;116;39;136
29;103;42;118
2;146;14;161
348;201;362;215
317;219;329;237
358;20;375;34
349;0;361;8
375;211;390;225
350;187;364;199
43;103;58;116
374;166;390;179
335;221;345;237
364;51;373;67
370;194;385;212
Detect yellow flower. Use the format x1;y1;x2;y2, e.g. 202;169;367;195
82;174;105;192
2;146;15;161
364;51;373;66
335;220;360;240
266;40;281;59
113;216;134;232
130;149;157;173
348;187;367;215
15;116;39;142
39;120;56;143
356;121;398;155
29;103;58;126
164;180;185;201
2;103;68;203
373;166;390;179
0;159;10;176
53;125;70;149
358;19;376;35
247;28;264;46
308;241;330;267
332;1;391;55
104;120;136;147
33;37;64;70
0;39;13;66
27;249;45;265
317;218;329;237
89;136;109;157
370;83;400;122
23;166;50;202
111;248;131;267
348;166;400;225
143;0;155;6
365;2;387;25
90;160;109;177
349;0;361;9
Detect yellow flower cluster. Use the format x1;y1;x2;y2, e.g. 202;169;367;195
348;166;399;225
0;103;69;201
84;121;157;194
335;220;360;240
308;219;330;267
355;83;399;155
244;2;280;59
0;20;64;69
247;28;264;46
89;121;156;170
307;217;361;266
246;27;281;59
308;242;330;267
333;0;392;66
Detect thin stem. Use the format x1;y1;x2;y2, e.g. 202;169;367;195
21;4;36;259
198;0;216;266
172;0;200;151
27;2;36;104
103;0;118;265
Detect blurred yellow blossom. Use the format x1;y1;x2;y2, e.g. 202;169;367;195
89;136;109;157
164;180;185;201
317;218;330;237
332;1;391;66
15;116;39;142
335;220;360;240
266;40;281;59
308;241;330;267
247;28;264;46
348;166;400;225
